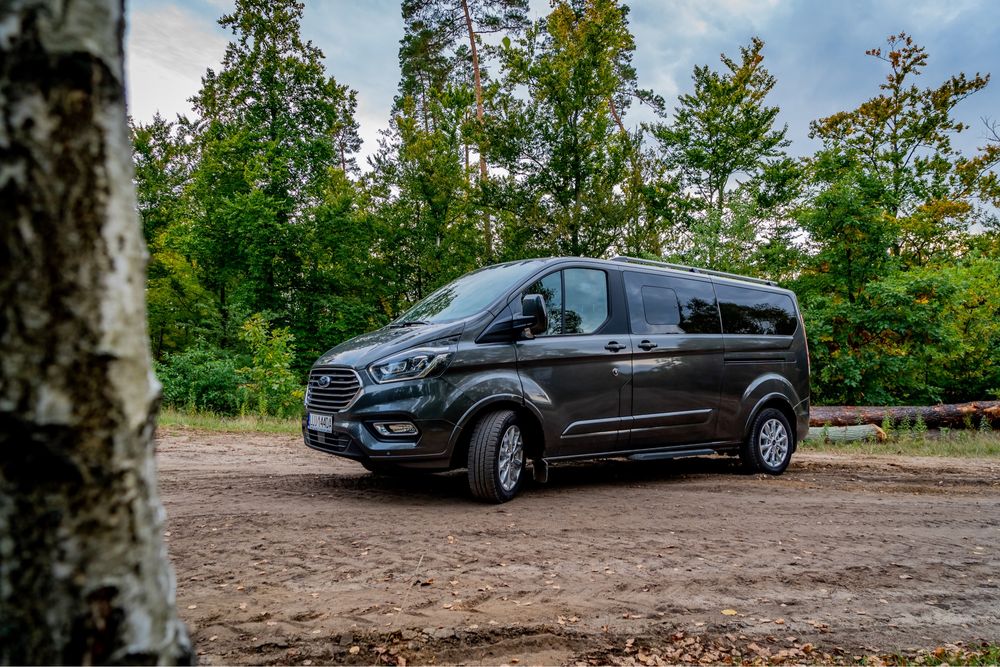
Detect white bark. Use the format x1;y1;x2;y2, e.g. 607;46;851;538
0;0;192;663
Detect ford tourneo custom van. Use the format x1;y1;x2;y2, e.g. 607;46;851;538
303;256;810;502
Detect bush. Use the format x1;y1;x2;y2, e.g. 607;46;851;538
238;314;304;418
156;345;245;415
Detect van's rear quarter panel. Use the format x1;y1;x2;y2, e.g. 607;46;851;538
717;334;804;441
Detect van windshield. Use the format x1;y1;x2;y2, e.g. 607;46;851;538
393;260;547;325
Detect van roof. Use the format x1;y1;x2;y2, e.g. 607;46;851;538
607;256;779;287
492;256;791;294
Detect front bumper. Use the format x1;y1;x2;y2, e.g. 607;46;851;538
302;375;460;470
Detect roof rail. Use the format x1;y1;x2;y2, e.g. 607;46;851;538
609;256;778;287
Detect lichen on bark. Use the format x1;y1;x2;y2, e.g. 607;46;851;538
0;0;193;663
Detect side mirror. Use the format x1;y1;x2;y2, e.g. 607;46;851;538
475;296;549;344
521;294;548;336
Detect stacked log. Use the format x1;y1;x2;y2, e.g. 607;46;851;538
809;401;1000;429
808;424;888;442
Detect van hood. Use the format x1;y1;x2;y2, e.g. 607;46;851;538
314;321;467;370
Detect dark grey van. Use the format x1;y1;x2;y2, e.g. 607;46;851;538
303;256;810;502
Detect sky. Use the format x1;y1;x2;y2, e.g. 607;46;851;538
125;0;1000;166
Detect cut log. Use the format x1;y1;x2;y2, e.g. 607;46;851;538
808;424;887;443
810;401;1000;429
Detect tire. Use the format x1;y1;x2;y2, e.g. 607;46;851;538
467;409;526;503
741;408;794;474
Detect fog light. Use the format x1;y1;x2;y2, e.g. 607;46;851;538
372;421;419;437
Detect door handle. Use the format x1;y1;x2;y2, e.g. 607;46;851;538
638;340;658;351
604;341;627;352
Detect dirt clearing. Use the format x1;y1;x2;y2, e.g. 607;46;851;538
157;428;1000;665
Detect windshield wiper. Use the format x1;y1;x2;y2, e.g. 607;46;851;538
389;320;430;328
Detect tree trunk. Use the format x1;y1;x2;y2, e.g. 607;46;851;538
810;402;1000;429
808;424;888;442
460;0;492;258
0;1;193;664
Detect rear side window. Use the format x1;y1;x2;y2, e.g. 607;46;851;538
523;268;609;335
715;284;798;336
624;271;720;334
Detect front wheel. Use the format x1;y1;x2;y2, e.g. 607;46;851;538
468;410;526;503
741;408;793;474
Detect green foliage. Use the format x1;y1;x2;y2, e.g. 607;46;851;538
133;6;1000;417
809;33;1000;266
649;38;800;280
793;34;999;405
484;0;647;257
238;315;304;418
156;346;245;415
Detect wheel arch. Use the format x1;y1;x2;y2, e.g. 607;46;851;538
743;393;798;449
449;396;545;468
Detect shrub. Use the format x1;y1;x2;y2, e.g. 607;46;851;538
156;345;244;415
238;314;304;418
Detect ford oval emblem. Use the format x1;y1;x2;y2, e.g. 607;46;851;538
318;375;332;388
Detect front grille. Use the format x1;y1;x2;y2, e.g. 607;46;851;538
305;367;362;412
305;429;353;454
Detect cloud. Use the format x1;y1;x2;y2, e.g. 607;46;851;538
125;3;227;122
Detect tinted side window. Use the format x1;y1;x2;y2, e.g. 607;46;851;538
564;268;609;334
641;286;680;326
715;284;797;336
624;271;720;334
523;268;609;336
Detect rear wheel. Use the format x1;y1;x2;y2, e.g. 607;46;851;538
468;410;525;503
741;408;793;474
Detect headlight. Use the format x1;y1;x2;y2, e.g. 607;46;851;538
368;346;454;384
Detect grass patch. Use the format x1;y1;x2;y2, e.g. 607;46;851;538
802;429;1000;458
158;407;300;434
887;643;1000;665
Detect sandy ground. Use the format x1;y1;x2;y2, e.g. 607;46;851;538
156;428;1000;665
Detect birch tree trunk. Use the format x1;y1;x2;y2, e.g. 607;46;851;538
0;0;193;663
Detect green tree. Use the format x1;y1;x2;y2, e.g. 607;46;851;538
401;0;529;255
649;37;799;278
130;113;191;243
796;33;1000;404
486;0;644;258
186;0;365;355
366;91;482;311
810;32;1000;266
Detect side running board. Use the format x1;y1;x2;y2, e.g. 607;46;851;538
628;449;716;462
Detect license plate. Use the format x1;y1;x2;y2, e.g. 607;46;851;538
307;413;333;433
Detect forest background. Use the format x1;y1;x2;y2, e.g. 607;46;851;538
131;0;1000;417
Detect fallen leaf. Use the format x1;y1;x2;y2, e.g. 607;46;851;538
349;646;360;655
721;609;738;616
187;605;197;610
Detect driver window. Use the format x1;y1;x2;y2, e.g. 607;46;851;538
523;268;609;336
523;272;563;335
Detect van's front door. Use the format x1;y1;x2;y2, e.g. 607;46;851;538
622;270;724;448
515;267;632;458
